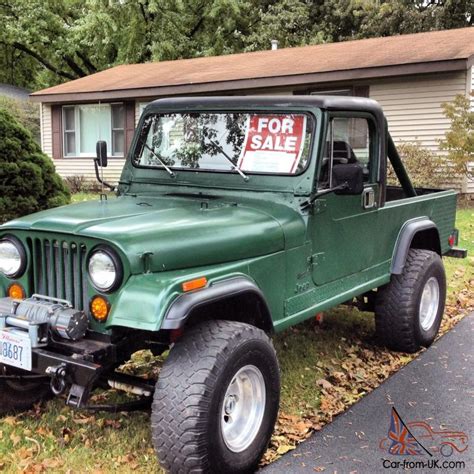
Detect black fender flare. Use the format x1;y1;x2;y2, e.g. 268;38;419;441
391;217;440;275
161;276;273;331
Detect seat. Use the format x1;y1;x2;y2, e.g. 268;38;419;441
320;141;358;186
332;141;358;164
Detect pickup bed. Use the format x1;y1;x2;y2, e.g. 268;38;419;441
0;96;466;473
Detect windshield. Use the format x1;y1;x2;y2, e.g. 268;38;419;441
133;112;314;175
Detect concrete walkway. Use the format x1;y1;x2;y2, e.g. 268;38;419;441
264;312;473;473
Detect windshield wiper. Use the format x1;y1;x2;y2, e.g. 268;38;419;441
143;143;176;178
209;139;249;182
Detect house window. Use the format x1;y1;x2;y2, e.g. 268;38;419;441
111;104;125;156
62;103;125;157
63;106;76;156
310;89;352;96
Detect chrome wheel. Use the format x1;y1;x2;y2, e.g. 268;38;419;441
221;364;266;453
419;277;440;331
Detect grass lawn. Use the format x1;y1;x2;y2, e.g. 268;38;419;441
0;205;472;472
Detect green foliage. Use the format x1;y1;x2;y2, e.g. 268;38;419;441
0;0;261;89
0;0;472;90
243;0;320;51
387;142;447;188
356;0;473;38
0;108;70;223
439;93;474;181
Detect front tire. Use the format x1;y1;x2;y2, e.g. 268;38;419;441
151;320;280;473
375;249;446;353
0;365;51;415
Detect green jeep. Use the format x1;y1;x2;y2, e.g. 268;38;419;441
0;97;466;472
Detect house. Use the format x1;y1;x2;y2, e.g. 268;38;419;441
30;27;474;194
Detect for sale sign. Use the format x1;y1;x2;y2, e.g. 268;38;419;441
237;114;307;173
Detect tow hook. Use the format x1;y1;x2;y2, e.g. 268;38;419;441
46;364;68;395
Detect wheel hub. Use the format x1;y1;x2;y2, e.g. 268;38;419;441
224;394;238;414
419;276;440;331
221;364;266;453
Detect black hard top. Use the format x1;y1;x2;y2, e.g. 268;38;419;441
147;95;385;123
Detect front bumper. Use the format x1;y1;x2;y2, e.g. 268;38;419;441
0;332;118;407
0;296;117;407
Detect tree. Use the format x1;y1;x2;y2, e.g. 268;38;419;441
356;0;473;38
439;94;474;181
243;0;322;51
1;0;472;91
0;0;261;89
240;0;473;52
0;108;70;223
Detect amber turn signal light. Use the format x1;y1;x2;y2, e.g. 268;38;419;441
7;283;25;300
182;277;207;292
90;295;110;321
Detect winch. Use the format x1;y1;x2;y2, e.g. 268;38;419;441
0;294;88;343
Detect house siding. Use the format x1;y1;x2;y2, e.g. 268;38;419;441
370;71;468;191
370;72;466;153
53;158;126;184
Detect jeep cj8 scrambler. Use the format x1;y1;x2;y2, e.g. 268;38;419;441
0;97;466;472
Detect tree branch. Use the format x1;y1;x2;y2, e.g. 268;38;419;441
75;51;97;74
62;54;87;77
11;42;76;80
188;16;205;38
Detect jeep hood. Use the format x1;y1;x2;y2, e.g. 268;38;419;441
3;195;304;273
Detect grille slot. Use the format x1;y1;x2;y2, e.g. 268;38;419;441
28;238;88;311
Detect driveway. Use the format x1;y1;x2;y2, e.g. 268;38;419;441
263;312;473;473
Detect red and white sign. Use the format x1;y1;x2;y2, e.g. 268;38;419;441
237;115;307;173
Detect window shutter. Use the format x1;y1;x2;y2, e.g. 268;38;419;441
124;101;136;155
51;105;62;159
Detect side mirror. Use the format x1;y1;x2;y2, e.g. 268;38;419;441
333;163;364;195
95;140;108;168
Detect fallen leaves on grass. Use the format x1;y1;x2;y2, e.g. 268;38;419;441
118;349;165;379
261;285;472;465
263;413;313;464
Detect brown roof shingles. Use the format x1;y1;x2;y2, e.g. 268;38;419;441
31;27;474;102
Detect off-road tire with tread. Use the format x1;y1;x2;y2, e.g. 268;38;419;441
375;249;446;353
0;365;51;414
151;320;280;474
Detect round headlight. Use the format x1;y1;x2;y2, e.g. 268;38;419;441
0;237;26;278
88;247;122;292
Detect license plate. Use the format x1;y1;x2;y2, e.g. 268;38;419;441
0;330;32;371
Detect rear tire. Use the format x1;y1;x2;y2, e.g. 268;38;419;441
0;365;51;414
151;320;280;473
375;249;446;353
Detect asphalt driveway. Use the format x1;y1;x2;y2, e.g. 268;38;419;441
263;312;473;473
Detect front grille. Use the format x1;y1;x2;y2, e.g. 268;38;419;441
27;237;88;311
